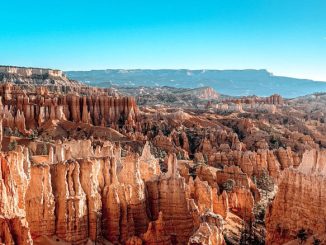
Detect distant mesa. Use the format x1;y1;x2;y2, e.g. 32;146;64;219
66;69;326;98
0;65;88;94
0;65;66;78
2;66;326;98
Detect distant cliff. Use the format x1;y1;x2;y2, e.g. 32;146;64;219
66;69;326;98
0;65;84;93
0;65;66;78
179;86;219;100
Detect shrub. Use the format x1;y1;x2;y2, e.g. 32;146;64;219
269;134;284;149
221;179;235;192
8;141;18;151
296;228;308;244
28;130;38;139
41;143;48;155
254;204;266;224
239;222;264;245
255;171;274;192
313;237;321;245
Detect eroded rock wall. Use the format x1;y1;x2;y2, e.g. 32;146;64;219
266;149;326;244
1;140;227;244
0;83;138;135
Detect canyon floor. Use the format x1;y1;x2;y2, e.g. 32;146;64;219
1;66;326;245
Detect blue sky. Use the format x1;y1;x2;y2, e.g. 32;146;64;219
1;0;326;80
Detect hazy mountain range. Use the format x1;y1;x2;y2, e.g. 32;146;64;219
66;69;326;98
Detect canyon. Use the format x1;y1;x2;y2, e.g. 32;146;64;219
1;66;326;245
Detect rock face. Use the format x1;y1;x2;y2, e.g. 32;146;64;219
189;212;225;245
138;141;160;181
201;146;295;180
0;66;65;77
0;138;226;244
0;147;33;244
0;66;82;93
0;83;138;135
25;164;55;238
266;149;326;244
146;154;196;243
222;94;284;105
188;86;220;100
141;212;171;244
51;161;88;243
0;66;120;97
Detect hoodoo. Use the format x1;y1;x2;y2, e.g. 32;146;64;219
0;65;326;245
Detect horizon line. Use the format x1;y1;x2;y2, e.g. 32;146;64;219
1;64;325;82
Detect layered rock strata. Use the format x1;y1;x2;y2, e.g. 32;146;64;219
266;149;326;244
0;83;138;135
1;139;227;244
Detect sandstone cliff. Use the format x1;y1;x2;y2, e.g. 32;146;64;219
0;83;138;136
1;139;227;244
266;149;326;244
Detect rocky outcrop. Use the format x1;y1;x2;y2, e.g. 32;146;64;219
146;154;196;243
0;66;83;94
138;142;160;181
0;218;32;245
51;161;88;243
196;164;257;222
152;130;175;153
25;164;55;238
266;149;326;244
0;84;138;135
141;212;171;244
189;212;225;245
0;66;66;78
227;187;255;222
202;148;290;179
117;153;149;235
222;94;283;105
0;146;33;244
0;66;119;96
1;139;227;244
189;87;220;100
213;191;229;219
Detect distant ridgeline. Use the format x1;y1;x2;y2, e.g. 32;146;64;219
0;65;115;95
66;69;326;98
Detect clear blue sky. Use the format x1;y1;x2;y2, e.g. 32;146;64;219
1;0;326;80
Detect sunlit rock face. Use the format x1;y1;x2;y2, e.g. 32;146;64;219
0;138;226;244
0;146;33;244
0;83;139;136
25;164;55;238
189;211;225;245
266;150;326;244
